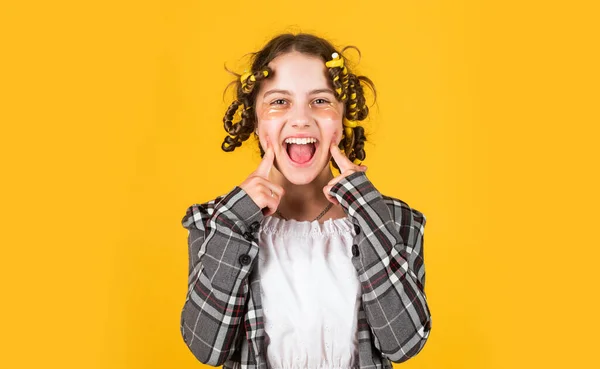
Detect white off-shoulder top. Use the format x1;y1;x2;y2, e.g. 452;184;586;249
256;216;362;369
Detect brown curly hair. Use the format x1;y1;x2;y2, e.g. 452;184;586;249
221;33;376;170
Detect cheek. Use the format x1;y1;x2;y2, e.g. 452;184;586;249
334;126;343;145
256;119;283;146
313;103;344;144
319;123;343;146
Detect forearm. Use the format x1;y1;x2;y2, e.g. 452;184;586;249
180;186;264;365
181;248;248;366
330;171;432;362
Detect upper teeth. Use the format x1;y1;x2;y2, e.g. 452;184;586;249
285;137;317;144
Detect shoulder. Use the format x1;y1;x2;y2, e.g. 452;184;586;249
337;171;426;232
180;194;227;231
181;186;264;233
380;194;427;236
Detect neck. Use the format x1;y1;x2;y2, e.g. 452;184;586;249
268;163;337;221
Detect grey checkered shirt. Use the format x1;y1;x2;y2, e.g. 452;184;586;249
180;171;431;368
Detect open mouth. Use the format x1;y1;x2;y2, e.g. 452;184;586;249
283;138;319;166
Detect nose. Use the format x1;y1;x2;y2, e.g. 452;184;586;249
290;102;313;128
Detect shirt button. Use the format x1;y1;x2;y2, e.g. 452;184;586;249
239;254;251;266
352;244;359;257
353;224;361;235
243;231;254;241
249;221;260;233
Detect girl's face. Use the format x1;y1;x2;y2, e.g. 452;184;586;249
255;51;344;185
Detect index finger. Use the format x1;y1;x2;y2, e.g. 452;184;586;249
255;138;275;178
330;143;354;173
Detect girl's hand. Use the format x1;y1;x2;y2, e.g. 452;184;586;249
323;142;368;205
239;136;285;216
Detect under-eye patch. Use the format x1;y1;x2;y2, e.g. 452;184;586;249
258;98;343;121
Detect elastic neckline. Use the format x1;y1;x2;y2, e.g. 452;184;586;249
259;216;355;237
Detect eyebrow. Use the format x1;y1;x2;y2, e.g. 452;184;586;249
262;88;335;98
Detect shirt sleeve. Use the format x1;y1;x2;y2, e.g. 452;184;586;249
179;186;265;366
329;171;432;363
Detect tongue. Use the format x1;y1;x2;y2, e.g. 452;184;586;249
288;143;315;164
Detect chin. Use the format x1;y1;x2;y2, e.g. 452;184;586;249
280;170;318;185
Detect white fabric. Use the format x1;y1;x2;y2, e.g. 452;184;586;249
257;216;362;369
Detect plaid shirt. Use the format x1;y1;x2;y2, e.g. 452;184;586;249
180;171;431;368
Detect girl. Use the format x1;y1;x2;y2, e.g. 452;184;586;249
180;33;431;369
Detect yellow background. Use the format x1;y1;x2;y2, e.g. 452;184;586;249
1;1;598;368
